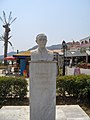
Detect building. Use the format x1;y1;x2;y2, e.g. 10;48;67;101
80;36;90;44
13;49;62;76
13;50;30;76
65;36;90;65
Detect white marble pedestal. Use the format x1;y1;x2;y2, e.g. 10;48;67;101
29;61;56;120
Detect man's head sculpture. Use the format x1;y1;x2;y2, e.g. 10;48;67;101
31;33;53;61
36;34;47;48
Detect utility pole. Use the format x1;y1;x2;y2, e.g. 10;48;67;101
62;40;67;76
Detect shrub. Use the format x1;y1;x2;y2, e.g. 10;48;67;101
0;76;28;99
56;74;90;101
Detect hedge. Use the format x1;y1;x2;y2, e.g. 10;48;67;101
56;74;90;100
0;76;28;99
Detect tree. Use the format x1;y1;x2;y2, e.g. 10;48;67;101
0;11;16;65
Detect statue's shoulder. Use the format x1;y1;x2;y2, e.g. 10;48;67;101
47;49;53;55
46;49;54;60
31;49;39;61
31;49;38;55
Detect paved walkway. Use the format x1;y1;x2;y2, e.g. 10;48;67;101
0;105;90;120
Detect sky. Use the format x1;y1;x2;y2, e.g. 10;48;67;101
0;0;90;55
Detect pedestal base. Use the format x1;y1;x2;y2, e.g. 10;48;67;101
0;105;89;120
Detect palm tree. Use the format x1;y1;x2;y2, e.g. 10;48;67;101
0;11;16;65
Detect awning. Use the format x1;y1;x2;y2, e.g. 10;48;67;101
4;56;16;60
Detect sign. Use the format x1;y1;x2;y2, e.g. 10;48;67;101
74;67;80;75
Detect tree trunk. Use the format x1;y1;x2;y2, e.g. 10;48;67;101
4;32;8;66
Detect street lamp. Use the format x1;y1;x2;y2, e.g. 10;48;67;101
62;40;67;76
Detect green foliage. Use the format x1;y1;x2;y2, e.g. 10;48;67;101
80;47;86;53
0;61;2;65
0;76;28;99
56;74;90;100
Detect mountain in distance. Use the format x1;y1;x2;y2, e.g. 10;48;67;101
0;51;17;60
0;44;62;60
29;44;62;50
29;45;38;50
47;44;62;50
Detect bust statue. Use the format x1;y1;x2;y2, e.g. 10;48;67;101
31;34;53;61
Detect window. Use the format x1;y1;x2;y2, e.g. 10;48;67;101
89;39;90;43
85;40;88;44
81;41;83;44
